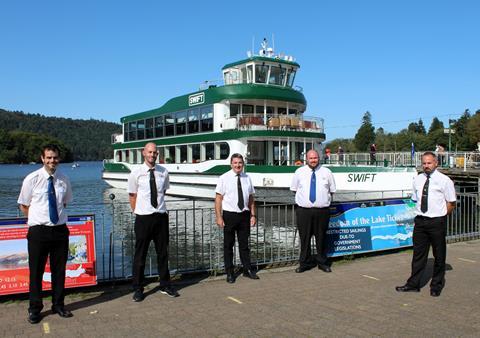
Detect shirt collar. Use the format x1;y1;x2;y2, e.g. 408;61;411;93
142;163;156;172
41;167;57;179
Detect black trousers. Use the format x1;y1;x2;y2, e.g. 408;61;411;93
223;210;251;272
296;207;330;268
407;215;447;291
27;224;69;313
132;213;170;290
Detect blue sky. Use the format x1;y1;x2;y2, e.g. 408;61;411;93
1;0;478;141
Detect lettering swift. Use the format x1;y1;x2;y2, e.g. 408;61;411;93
347;173;377;183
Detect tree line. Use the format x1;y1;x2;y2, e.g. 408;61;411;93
325;109;480;153
0;109;121;163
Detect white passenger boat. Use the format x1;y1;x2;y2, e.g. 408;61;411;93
103;40;416;202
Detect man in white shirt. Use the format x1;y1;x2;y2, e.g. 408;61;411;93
396;151;456;297
291;149;336;273
215;153;258;283
128;142;179;301
18;144;73;324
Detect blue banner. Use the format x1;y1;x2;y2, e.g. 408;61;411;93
327;199;415;256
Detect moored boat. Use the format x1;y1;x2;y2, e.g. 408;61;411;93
102;40;416;202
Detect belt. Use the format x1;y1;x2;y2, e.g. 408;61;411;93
416;215;445;220
296;206;329;210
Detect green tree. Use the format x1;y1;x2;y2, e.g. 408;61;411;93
466;112;480;149
354;111;375;151
428;117;444;134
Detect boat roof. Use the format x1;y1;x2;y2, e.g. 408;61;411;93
222;56;300;70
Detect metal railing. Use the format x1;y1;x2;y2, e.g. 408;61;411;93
101;192;479;281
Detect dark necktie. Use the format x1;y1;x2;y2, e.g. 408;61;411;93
237;174;244;211
48;176;59;224
309;169;316;203
149;169;158;208
420;174;430;213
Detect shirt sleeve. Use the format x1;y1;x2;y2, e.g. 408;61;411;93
64;176;73;204
328;170;336;193
248;176;255;195
215;175;225;196
164;171;170;191
17;176;33;206
127;171;138;194
411;176;418;202
290;170;299;192
444;178;456;202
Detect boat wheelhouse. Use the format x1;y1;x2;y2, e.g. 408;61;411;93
103;40;416;201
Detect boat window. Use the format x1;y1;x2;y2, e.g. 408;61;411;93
157;147;165;163
123;123;129;141
192;144;200;163
242;104;254;115
165;114;175;136
145;118;154;139
125;150;130;163
294;142;304;163
241;67;247;83
286;68;296;87
268;65;286;86
200;107;213;132
218;142;229;160
188;109;199;134
136;120;145;140
132;149;138;164
246;65;253;83
205;143;214;160
230;104;240;117
116;150;122;162
278;107;287;115
179;145;187;163
223;71;230;85
176;111;187;135
255;64;268;84
255;105;264;115
247;141;266;165
128;121;137;141
288;109;297;115
155;116;164;137
165;146;175;163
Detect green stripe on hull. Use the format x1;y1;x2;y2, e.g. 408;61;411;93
103;162;131;173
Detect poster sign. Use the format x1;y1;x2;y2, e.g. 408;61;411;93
0;215;97;295
327;199;415;256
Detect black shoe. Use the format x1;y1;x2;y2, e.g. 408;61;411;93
318;264;332;273
395;285;420;292
28;312;41;324
132;289;145;302
243;270;260;280
226;273;235;283
159;285;179;298
295;266;310;273
51;306;73;318
430;289;442;297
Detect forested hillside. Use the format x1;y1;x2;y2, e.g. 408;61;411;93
0;109;121;163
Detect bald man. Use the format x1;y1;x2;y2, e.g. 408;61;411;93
128;142;178;301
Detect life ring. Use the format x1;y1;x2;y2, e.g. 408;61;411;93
295;160;303;166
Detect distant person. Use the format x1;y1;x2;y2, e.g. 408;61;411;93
396;151;456;297
370;143;377;165
337;146;344;164
215;153;259;283
291;149;336;273
436;144;446;167
18;144;73;324
324;147;331;163
128;142;179;302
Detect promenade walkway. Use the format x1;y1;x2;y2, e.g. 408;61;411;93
2;240;479;337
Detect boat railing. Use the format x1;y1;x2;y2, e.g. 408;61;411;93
225;113;324;133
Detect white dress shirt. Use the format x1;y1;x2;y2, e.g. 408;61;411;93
411;170;456;217
128;163;169;215
215;170;255;213
290;165;336;208
17;167;73;226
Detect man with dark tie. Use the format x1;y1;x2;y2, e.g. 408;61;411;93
215;153;258;283
291;149;336;273
18;144;73;324
128;142;179;301
396;151;456;297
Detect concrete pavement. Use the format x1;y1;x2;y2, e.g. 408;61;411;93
1;240;479;337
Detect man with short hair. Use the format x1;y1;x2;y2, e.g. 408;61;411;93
128;142;179;301
215;153;259;283
18;144;73;324
396;151;456;297
291;149;336;273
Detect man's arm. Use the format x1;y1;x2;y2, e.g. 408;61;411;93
446;201;456;215
19;204;29;217
129;193;137;212
215;193;224;228
248;194;256;227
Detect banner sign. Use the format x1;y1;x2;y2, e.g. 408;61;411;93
0;215;97;295
327;199;415;256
